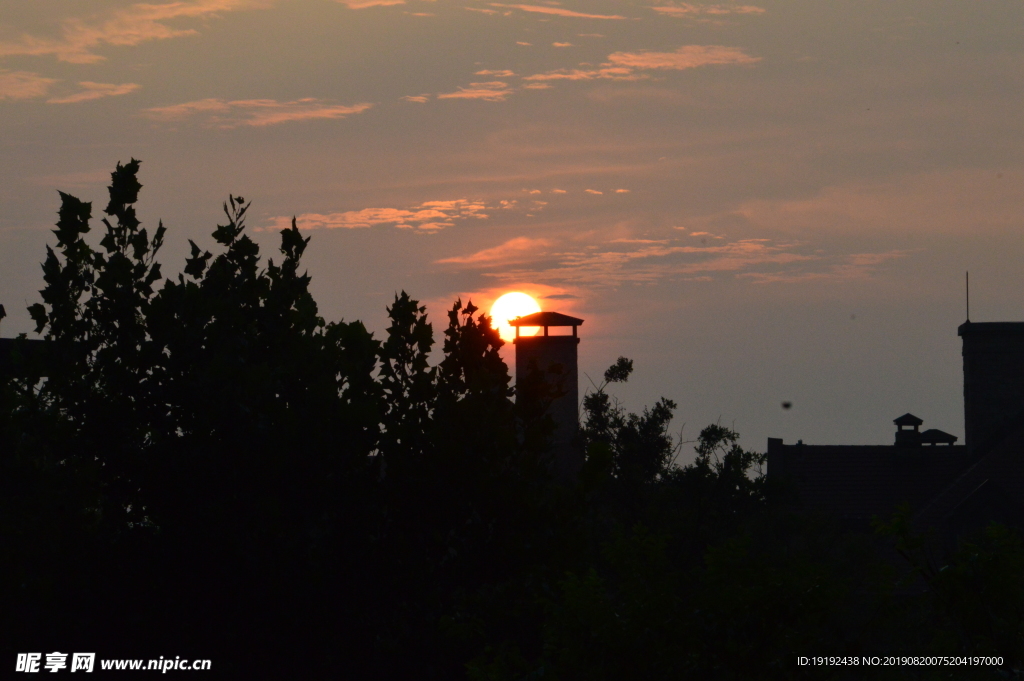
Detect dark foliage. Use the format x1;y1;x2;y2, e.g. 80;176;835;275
3;161;1021;679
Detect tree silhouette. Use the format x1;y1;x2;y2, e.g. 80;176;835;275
5;159;1024;679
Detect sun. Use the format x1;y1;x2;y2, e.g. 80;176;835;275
490;292;541;342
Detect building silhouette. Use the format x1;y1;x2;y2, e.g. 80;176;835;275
769;320;1024;545
511;311;584;480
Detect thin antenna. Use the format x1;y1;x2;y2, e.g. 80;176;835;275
966;271;970;322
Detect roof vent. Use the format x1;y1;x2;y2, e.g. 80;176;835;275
894;413;923;447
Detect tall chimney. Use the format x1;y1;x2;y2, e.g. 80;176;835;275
958;321;1024;453
511;311;583;478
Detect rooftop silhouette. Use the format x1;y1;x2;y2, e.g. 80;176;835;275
770;317;1024;546
510;311;584;338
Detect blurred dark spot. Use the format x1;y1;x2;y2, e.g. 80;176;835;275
851;314;856;320
781;401;792;410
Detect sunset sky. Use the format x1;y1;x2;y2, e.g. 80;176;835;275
2;0;1023;453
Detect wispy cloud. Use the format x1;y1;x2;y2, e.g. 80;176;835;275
436;237;553;265
48;81;139;104
475;69;516;77
534;240;814;285
731;170;1024;236
607;45;760;70
142;98;372;128
489;4;626;19
2;70;137;106
0;70;57;100
28;170;111;189
402;94;430;102
336;0;405;7
523;66;641;82
739;250;913;284
524;44;757;82
0;0;270;64
270;199;488;232
441;234;819;287
437;81;514;101
651;3;765;17
552;42;574;47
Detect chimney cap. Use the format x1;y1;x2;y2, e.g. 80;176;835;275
510;311;584;327
958;321;1024;337
894;413;924;427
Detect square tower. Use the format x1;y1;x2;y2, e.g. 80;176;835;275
958;321;1024;453
511;311;583;479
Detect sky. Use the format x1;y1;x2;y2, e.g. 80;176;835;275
1;0;1023;456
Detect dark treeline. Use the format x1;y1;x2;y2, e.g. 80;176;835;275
2;161;1022;679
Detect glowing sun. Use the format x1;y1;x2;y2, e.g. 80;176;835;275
490;292;541;342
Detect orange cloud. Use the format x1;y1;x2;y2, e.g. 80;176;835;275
651;3;766;17
552;42;574;47
337;0;405;7
47;81;140;104
739;250;913;284
0;70;57;100
437;237;553;265
142;98;372;128
522;44;757;83
730;169;1024;236
543;240;816;284
450;234;821;287
522;66;642;82
475;69;516;76
489;4;626;19
607;45;760;70
271;199;488;232
402;94;430;102
0;0;270;64
437;81;514;101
